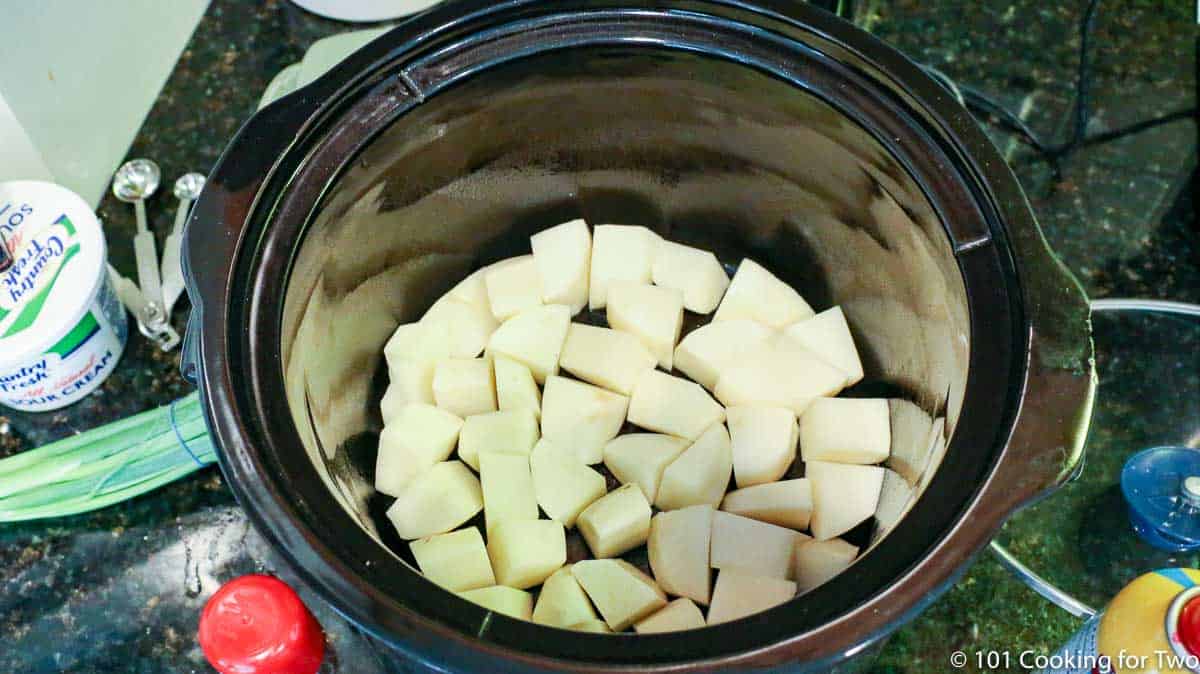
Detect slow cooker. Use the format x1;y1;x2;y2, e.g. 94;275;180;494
180;1;1096;670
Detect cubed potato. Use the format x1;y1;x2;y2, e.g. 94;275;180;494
871;468;913;546
603;433;690;504
422;295;497;359
559;323;657;395
651;241;730;314
531;219;591;314
589;224;661;310
459;586;533;620
529;439;608;528
710;511;808;580
444;267;491;309
647;505;713;605
792;537;859;594
375;404;464;496
541;375;630;464
634;598;706;633
628;370;725;441
386;461;483;540
485;255;543;320
457;409;539;471
577;483;652;559
799;398;890;465
720;479;812;530
409;527;495;592
727;406;798;488
568;619;612;633
382;321;454;407
807;461;885;540
479;451;539;535
656;423;732;511
782;306;863;386
532;566;598;628
706;570;796;625
487;519;567;589
886;399;935;483
487;304;571;384
494;355;542;420
432;358;497;418
713;334;845;414
673;319;776;391
606;281;684;369
572;559;668;631
713;259;814;328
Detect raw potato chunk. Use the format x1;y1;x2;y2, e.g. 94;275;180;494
589;224;661;310
603;434;690;504
529;439;607;528
487;304;570;384
569;619;612;633
606;281;684;369
651;241;730;314
710;511;808;580
383;321;454;408
807;461;885;540
783;306;863;386
432;358;496;418
577;484;652;558
410;527;495;592
648;505;713;605
572;559;668;631
541;376;629;465
457;409;539;471
673;319;776;391
886;398;935;484
422;296;497;359
459;586;533;620
494;356;541;420
707;570;796;625
485;255;543;320
374;404;464;497
531;219;591;314
714;334;845;414
713;259;814;328
628;370;725;441
800;398;890;464
559;323;657;395
720;479;812;530
444;267;491;309
479;451;539;535
487;519;567;589
792;538;859;594
656;423;732;511
727;406;798;488
634;598;706;633
386;461;482;540
533;566;598;628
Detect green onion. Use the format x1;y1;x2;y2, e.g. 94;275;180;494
0;391;215;521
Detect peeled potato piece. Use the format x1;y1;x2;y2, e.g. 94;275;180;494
444;266;491;309
656;423;732;511
422;295;497;359
713;334;845;415
487;304;571;384
673;319;776;391
606;281;684;369
386;461;482;540
382;321;454;409
531;219;591;314
374;404;463;497
529;439;608;528
792;537;859;594
710;511;808;580
648;505;713;605
651;240;730;314
457;409;539;472
713;259;814;328
559;323;657;396
533;565;599;628
572;559;668;631
479;451;539;535
459;586;533;620
634;598;706;633
568;619;613;633
589;224;661;310
628;370;725;441
487;519;567;589
577;483;652;559
782;306;863;386
494;355;542;420
541;375;629;465
799;397;890;465
706;570;796;625
720;479;812;530
603;433;690;504
807;461;885;540
410;527;495;592
432;357;496;418
727;406;798;488
485;255;543;320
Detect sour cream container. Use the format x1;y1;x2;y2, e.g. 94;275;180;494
0;181;127;412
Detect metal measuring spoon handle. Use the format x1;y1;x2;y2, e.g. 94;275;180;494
161;173;205;317
112;159;165;320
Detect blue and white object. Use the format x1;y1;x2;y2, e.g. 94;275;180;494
1122;446;1200;552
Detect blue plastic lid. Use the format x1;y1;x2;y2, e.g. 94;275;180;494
1122;447;1200;551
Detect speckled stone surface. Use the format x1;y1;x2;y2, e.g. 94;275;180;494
0;1;1194;672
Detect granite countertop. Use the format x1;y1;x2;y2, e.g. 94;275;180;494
0;1;1195;672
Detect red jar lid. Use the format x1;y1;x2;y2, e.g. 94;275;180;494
1178;594;1200;658
198;574;325;674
